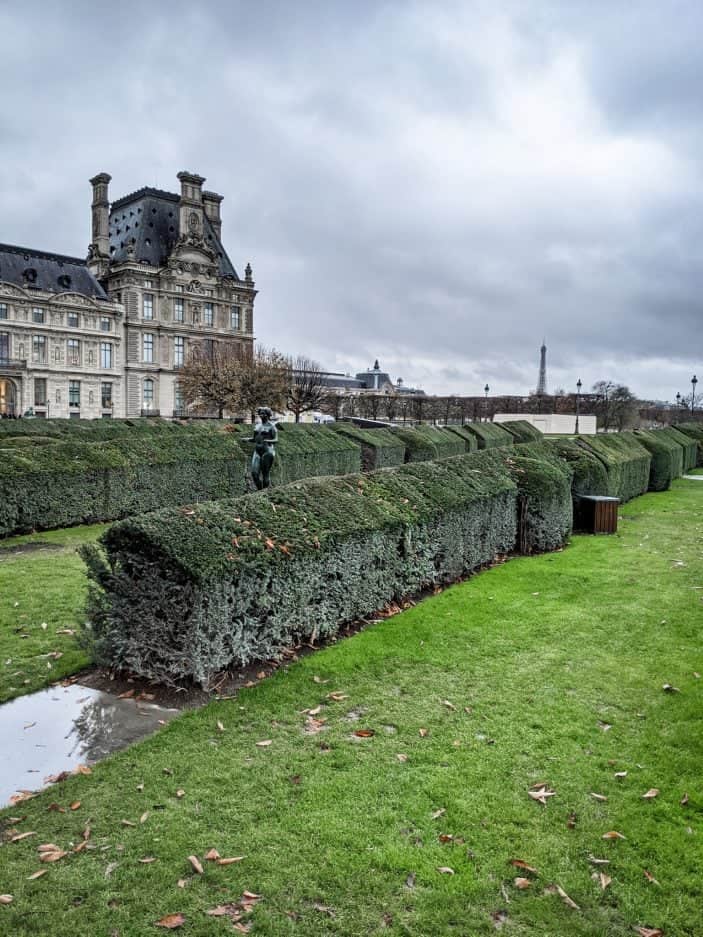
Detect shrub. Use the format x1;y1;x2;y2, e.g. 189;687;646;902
633;430;681;491
544;437;609;496
391;427;440;462
443;425;479;452
330;423;406;471
578;433;651;502
227;423;361;486
674;423;703;467
498;420;543;443
81;452;519;685
0;432;248;536
659;426;697;472
464;422;514;450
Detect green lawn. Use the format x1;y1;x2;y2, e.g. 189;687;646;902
0;524;107;703
1;482;702;935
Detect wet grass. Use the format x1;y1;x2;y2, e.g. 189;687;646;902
0;524;107;703
0;483;702;935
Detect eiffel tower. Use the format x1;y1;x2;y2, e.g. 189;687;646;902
536;341;548;396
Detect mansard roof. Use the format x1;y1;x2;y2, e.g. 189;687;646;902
107;187;239;279
0;243;109;300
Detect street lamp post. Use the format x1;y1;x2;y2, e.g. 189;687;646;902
575;378;582;434
484;384;490;423
676;392;681;409
692;375;698;415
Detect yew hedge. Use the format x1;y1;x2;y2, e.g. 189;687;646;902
464;422;514;450
543;438;609;496
634;429;683;492
498;420;543;443
674;423;703;466
578;433;651;502
659;425;697;472
330;423;406;471
443;425;479;452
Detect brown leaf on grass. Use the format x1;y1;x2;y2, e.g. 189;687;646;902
0;896;13;904
396;754;408;763
73;841;88;854
312;903;335;916
662;683;680;693
305;705;323;716
38;843;60;853
70;801;81;811
177;879;187;888
590;792;608;802
187;855;204;875
634;929;664;937
289;775;302;785
256;740;272;747
121;819;136;828
207;904;241;918
327;692;348;702
588;855;610;865
442;699;457;711
509;859;538;874
514;877;531;889
175;790;185;799
438;834;454;843
313;676;329;685
602;831;626;840
155;913;186;929
216;720;225;733
241;891;262;902
139;857;157;864
491;910;508;930
437;866;454;874
140;811;149;824
217;856;245;865
431;808;446;819
75;765;91;776
643;870;660;886
353;729;375;738
204;848;220;861
680;793;689;806
591;871;611;890
39;850;67;863
528;785;556;805
82;824;91;841
117;689;134;699
597;721;613;731
233;924;252;934
419;728;429;738
10;831;37;842
47;803;65;813
28;869;48;880
642;789;660;800
544;883;580;910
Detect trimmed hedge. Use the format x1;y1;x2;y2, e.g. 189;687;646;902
674;423;703;467
228;423;361;487
659;425;697;472
633;430;682;491
443;425;479;452
390;426;466;462
0;432;248;536
498;420;543;443
464;422;515;450
82;452;520;685
544;437;609;496
578;433;651;502
331;423;406;471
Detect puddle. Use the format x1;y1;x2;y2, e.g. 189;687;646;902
0;683;179;807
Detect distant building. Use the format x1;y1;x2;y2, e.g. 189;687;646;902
320;359;425;396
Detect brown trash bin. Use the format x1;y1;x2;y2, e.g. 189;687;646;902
573;495;620;534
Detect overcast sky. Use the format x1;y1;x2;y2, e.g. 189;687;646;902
1;0;701;401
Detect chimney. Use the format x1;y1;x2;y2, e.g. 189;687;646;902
177;171;206;241
202;190;223;239
88;172;111;275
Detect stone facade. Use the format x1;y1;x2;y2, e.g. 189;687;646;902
0;170;255;419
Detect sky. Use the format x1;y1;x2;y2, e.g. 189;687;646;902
1;0;701;402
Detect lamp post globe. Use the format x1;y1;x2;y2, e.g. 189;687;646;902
692;375;698;415
483;384;490;423
575;379;582;434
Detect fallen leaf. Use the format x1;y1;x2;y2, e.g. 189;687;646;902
602;831;626;840
662;683;679;693
587;855;610;865
204;848;220;861
419;728;429;738
0;896;13;905
73;841;88;854
312;903;335;916
187;855;204;874
431;808;446;820
75;765;92;776
82;824;91;841
442;699;457;711
567;812;577;829
643;870;660;886
514;877;531;889
634;929;663;937
70;801;81;811
590;792;608;802
306;705;323;716
121;819;136;828
47;803;65;813
396;754;408;763
139;857;157;864
27;869;48;880
242;891;262;901
680;793;689;806
256;740;272;747
117;689;135;699
155;913;186;929
438;834;454;843
544;883;580;910
614;771;628;779
528;785;556;805
105;862;118;878
37;843;60;853
140;811;149;824
10;831;37;842
595;872;611;890
353;729;375;738
177;879;187;888
437;866;455;874
327;692;348;702
405;872;416;889
136;783;144;792
175;790;185;799
491;909;508;930
216;720;225;733
233;924;251;934
642;789;660;800
207;903;241;918
313;676;329;685
217;856;245;865
597;721;612;731
509;859;538;874
39;850;67;863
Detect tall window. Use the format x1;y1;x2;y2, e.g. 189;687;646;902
34;378;47;407
174;382;184;411
230;305;240;330
144;279;153;289
101;382;113;408
143;293;154;320
100;316;112;332
32;335;47;364
67;312;79;328
204;302;213;327
174;336;185;367
0;304;7;320
100;342;113;369
143;378;154;408
69;380;80;408
67;338;81;366
143;333;154;363
174;297;184;322
32;307;45;324
0;333;9;361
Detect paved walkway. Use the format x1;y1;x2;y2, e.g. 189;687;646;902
683;474;703;480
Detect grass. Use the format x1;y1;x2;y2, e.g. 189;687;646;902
1;482;702;935
0;524;107;703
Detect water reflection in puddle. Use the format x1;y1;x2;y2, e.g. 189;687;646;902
0;683;179;807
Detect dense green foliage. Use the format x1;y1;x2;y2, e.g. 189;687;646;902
464;421;515;449
442;424;479;451
0;432;248;536
544;437;609;496
674;421;703;466
498;419;543;443
331;422;406;471
579;432;651;502
659;425;697;471
633;429;682;491
390;425;465;462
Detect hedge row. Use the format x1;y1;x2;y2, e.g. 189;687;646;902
661;425;697;471
634;429;683;492
544;438;609;496
82;444;574;685
0;432;248;536
675;423;703;467
331;423;406;471
464;422;515;450
578;433;651;503
443;425;479;452
498;420;543;443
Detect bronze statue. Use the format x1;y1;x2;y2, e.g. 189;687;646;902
246;407;278;489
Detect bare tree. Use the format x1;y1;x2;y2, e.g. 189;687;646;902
238;345;289;422
286;355;326;423
179;341;242;418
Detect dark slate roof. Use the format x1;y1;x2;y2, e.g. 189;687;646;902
0;243;109;300
355;369;393;389
108;187;239;278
